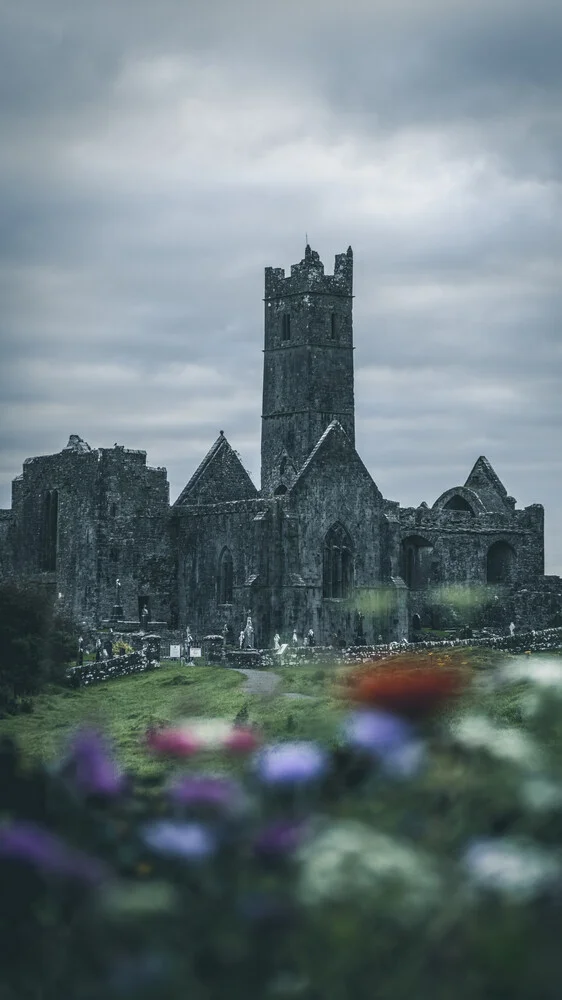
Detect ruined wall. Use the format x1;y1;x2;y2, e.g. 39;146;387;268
96;446;171;625
6;438;172;626
172;498;273;644
0;511;15;581
285;427;391;645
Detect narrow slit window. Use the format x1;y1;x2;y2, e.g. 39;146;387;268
282;313;291;340
330;312;336;338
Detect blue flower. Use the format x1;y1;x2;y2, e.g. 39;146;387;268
253;742;328;785
140;820;216;859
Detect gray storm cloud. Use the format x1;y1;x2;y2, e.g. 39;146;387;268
1;0;561;572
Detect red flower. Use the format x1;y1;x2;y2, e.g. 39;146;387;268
345;662;465;720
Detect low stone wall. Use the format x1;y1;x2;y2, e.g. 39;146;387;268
66;652;158;687
222;626;562;668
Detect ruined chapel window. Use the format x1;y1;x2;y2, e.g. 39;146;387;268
217;547;233;604
282;313;291;341
486;540;515;584
443;495;474;514
323;522;353;599
39;489;58;571
330;312;337;338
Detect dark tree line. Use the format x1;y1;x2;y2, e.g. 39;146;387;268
0;582;76;716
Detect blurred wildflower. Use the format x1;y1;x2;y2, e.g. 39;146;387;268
520;777;562;813
99;880;178;918
449;714;542;770
146;718;259;756
463;838;562;902
297;820;441;918
253;742;328;785
497;657;562;692
62;726;125;798
346;663;465;719
141;820;216;859
0;821;109;884
254;819;308;856
341;708;425;778
145;727;199;757
167;775;247;813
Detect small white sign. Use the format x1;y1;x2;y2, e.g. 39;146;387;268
169;644;181;658
191;647;202;658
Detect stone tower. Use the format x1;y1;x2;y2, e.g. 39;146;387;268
261;244;354;495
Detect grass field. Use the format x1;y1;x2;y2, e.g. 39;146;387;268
2;648;561;780
0;662;343;777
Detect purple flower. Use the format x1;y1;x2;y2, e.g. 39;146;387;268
141;820;216;860
342;709;425;778
0;821;109;884
254;819;307;856
342;709;413;754
63;726;125;797
167;775;244;810
253;742;328;785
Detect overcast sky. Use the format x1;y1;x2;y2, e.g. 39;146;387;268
1;0;561;573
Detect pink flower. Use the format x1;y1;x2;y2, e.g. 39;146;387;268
225;728;260;754
145;727;199;757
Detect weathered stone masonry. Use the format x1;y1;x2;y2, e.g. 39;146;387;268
0;246;559;641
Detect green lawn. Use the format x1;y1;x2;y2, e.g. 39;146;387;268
3;649;561;780
0;662;343;778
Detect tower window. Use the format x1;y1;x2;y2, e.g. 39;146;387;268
39;489;58;571
330;312;336;338
282;313;291;340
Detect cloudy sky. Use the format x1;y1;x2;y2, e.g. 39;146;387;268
1;0;561;572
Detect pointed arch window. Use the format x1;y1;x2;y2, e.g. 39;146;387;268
323;522;353;598
39;489;58;571
217;547;234;604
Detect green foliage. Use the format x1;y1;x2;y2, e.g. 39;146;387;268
0;583;78;715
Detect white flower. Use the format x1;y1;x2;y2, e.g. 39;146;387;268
520;777;562;813
463;838;561;902
449;714;541;770
297;820;442;920
498;657;562;692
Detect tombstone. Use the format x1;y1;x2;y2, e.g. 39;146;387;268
273;633;281;651
78;636;84;666
239;630;245;650
95;637;102;662
307;629;315;647
509;621;515;637
140;604;150;629
292;629;298;646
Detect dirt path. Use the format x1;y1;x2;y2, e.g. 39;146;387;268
232;668;317;700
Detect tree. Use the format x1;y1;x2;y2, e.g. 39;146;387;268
0;583;77;712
